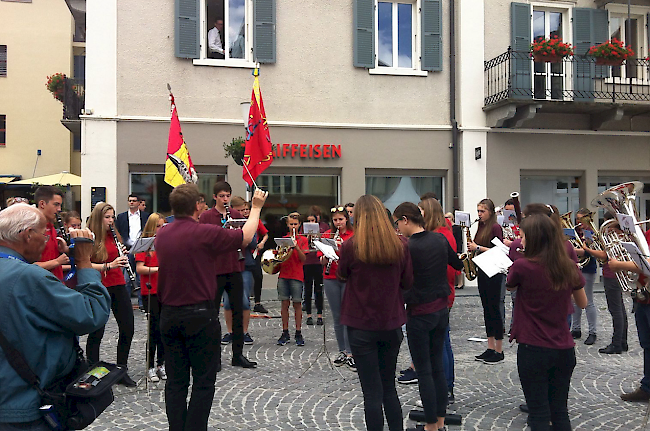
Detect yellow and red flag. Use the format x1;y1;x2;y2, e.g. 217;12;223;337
243;69;273;186
165;92;198;187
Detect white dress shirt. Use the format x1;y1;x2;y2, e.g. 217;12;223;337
208;27;224;54
128;210;142;247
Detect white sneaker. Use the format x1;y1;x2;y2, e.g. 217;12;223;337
157;365;167;380
415;399;423;408
148;368;160;382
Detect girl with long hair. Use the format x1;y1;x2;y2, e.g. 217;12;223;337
467;198;505;363
319;206;355;368
338;195;413;431
135;212;166;382
507;214;587;431
85;202;136;386
394;202;462;431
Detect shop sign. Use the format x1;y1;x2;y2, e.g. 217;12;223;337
273;144;341;159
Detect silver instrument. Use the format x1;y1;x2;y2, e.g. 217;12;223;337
223;203;245;261
324;230;341;276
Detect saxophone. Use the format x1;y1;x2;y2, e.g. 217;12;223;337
324;230;341;276
458;220;478;281
109;225;137;284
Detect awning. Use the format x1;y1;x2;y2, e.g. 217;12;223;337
0;176;17;184
12;171;82;186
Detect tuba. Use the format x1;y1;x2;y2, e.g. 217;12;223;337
261;229;296;275
560;212;590;269
458;219;479;281
592;181;650;300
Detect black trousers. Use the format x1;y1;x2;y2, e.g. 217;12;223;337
518;344;576;431
160;304;220;431
86;284;134;366
348;327;403;431
478;271;505;340
217;272;244;356
603;277;628;348
252;260;263;304
407;308;449;422
303;264;324;315
143;294;164;368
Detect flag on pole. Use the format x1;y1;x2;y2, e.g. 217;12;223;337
165;91;198;187
243;68;273;187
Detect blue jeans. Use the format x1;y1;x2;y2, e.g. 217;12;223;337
223;271;252;310
324;278;350;354
277;278;302;302
443;324;454;390
634;302;650;394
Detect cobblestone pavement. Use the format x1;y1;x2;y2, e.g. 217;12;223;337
84;281;650;430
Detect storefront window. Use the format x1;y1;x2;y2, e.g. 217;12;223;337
366;176;443;212
256;175;339;219
521;175;579;215
130;172;225;216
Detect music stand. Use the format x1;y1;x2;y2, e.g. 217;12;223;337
299;315;344;379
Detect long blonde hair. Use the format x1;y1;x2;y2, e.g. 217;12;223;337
142;213;164;238
353;195;404;265
87;202;121;262
419;198;446;232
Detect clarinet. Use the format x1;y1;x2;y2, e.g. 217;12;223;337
224;203;245;261
54;213;71;246
324;230;341;276
109;225;137;284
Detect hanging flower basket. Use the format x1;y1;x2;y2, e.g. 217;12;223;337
588;39;634;66
223;137;245;166
530;37;573;63
45;73;66;103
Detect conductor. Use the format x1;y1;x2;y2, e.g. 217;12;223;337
155;184;268;431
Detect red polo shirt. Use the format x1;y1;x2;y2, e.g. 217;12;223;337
94;232;126;287
279;235;309;281
135;251;159;295
199;207;245;275
39;223;64;281
318;229;354;280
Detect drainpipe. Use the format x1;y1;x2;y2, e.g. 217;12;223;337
450;0;459;210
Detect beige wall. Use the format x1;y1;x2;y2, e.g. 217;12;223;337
115;0;451;126
0;0;74;180
115;121;453;213
486;131;650;208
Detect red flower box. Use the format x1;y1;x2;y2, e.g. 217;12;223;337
533;53;563;63
595;57;624;66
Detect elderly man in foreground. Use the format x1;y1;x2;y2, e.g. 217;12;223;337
0;204;111;431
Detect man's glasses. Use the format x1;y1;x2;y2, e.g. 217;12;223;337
128;199;138;203
331;206;345;213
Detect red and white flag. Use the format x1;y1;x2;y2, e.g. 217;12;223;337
242;69;273;186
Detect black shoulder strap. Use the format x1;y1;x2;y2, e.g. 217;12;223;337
0;329;44;395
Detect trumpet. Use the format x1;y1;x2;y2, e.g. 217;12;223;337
458;219;479;281
109;225;137;285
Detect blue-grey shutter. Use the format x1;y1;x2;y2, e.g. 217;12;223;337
510;2;532;99
254;0;276;63
421;0;442;71
175;0;200;59
353;0;374;68
573;8;608;101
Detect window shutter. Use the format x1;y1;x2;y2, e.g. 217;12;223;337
510;2;532;99
175;0;200;59
353;0;374;68
592;9;609;79
573;8;608;101
0;45;6;77
421;0;442;72
254;0;276;63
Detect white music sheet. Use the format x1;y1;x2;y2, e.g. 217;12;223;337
313;240;339;261
621;242;650;277
472;244;513;278
130;237;155;254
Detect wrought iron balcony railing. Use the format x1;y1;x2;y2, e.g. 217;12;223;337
62;77;84;120
485;48;650;107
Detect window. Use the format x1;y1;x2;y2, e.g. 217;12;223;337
204;0;249;61
520;175;580;216
609;14;644;79
0;115;5;147
0;45;6;77
256;174;339;218
366;175;443;212
354;0;441;74
532;8;568;100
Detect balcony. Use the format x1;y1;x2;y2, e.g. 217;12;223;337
61;77;84;136
484;49;650;129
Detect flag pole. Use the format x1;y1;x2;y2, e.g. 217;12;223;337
241;159;259;190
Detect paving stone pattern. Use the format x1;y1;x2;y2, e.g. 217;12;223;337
84;284;650;430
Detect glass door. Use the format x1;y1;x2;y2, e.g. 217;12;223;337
533;10;565;100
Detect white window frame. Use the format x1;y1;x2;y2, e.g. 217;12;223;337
193;0;256;69
604;4;650;85
370;0;427;77
530;3;573;101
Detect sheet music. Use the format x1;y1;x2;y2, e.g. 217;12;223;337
274;238;296;248
223;218;247;228
313;240;339;261
303;223;320;235
454;211;470;227
472;245;513;278
130;237;155;254
319;238;339;250
491;237;510;254
621;242;650;277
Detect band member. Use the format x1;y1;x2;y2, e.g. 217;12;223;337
507;214;587;431
344;203;355;223
468;199;505;364
85;202;135;386
394;202;463;431
63;211;82;230
571;208;599;345
199;181;256;368
115;194;149;301
310;205;330;232
338;195;413;431
276;212;308;346
319;206;354;369
156;184;267;431
303;213;324;326
34;186;69;280
135;213;167;382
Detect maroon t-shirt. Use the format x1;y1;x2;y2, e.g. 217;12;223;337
39;223;64;281
338;237;413;331
156;217;243;306
507;258;585;349
198;207;245;275
474;222;503;248
509;239;578;263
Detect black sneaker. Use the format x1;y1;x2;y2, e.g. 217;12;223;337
397;368;418;384
243;333;254;345
333;352;347;366
306;317;314;325
316;317;323;325
571;330;582;339
253;303;268;314
295;332;305;346
346;356;357;371
221;333;232;345
447;389;455;405
475;349;495;361
277;332;290;346
584;334;597;345
119;373;137;388
482;351;504;364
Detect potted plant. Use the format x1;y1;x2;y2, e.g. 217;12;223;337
530;36;573;63
45;73;66;102
588;39;635;66
223;136;246;166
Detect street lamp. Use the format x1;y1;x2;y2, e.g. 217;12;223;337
240;101;250;129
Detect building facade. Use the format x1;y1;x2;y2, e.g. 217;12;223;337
81;0;650;221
